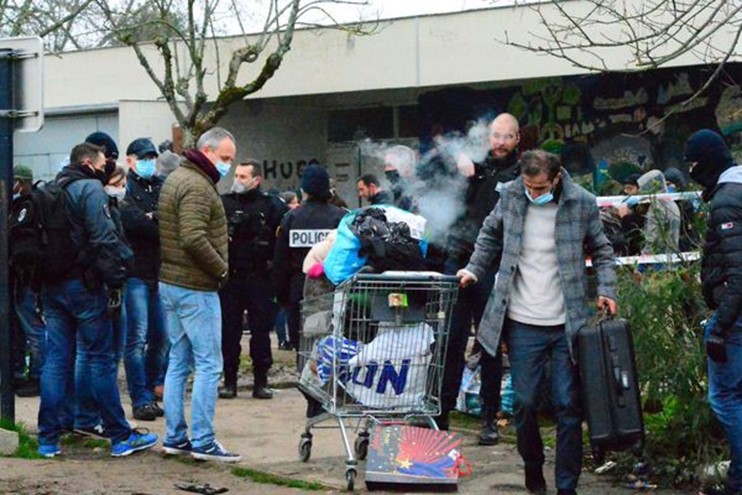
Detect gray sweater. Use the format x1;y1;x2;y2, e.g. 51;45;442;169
508;202;566;326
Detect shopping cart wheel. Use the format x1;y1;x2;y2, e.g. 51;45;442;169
354;435;369;461
345;467;357;491
298;437;312;462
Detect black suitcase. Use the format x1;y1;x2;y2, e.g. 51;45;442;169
579;317;644;462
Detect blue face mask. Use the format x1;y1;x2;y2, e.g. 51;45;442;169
215;161;231;178
525;187;554;206
136;159;156;179
666;185;676;193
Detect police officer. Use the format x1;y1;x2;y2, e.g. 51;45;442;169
439;113;521;445
273;164;346;351
219;160;288;399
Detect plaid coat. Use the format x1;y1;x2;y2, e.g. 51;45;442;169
464;169;617;359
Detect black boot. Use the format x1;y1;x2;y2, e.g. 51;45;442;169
477;409;500;445
306;397;324;418
525;464;547;495
252;370;273;399
434;411;450;431
15;378;40;398
218;383;237;399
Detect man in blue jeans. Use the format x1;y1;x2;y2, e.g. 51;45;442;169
459;150;617;495
685;129;742;495
158;127;240;463
120;137;168;421
37;142;157;458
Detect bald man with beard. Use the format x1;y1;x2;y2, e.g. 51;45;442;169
438;113;522;442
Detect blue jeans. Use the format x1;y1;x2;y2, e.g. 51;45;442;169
124;278;169;408
75;306;126;429
275;308;288;344
159;282;223;449
38;279;130;446
15;286;46;380
506;319;583;491
706;312;742;493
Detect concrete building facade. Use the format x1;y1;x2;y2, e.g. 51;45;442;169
13;2;742;207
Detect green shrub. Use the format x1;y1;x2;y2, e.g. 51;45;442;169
615;263;727;486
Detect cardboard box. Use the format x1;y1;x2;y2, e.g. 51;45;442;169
365;424;465;492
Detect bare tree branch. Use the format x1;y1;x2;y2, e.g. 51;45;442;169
106;0;373;144
38;0;96;37
501;0;742;125
0;0;102;51
198;0;302;135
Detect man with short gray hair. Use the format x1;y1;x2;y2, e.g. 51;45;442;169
158;127;240;462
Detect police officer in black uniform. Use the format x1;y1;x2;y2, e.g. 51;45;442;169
273;164;346;351
218;160;288;399
439;113;521;444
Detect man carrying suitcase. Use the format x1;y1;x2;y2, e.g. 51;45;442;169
458;150;617;495
685;129;742;495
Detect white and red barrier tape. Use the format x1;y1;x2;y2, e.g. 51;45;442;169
596;191;701;208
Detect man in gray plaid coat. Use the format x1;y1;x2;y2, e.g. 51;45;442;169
459;150;617;495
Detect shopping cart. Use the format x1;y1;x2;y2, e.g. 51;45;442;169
296;271;460;490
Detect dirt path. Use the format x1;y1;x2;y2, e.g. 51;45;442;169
0;455;328;495
4;343;696;494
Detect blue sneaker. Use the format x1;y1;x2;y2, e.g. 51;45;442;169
191;440;242;463
161;438;192;456
38;444;61;458
111;429;158;457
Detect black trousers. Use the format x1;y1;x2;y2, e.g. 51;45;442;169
442;258;502;414
286;274;305;348
219;274;275;385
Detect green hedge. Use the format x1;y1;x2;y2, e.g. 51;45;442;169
615;263;727;486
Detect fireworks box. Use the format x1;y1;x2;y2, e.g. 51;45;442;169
365;424;467;492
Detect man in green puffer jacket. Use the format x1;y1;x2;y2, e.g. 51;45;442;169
158;127;240;463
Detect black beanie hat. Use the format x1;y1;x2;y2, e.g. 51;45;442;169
85;132;119;160
301;164;332;201
684;129;734;191
663;167;687;188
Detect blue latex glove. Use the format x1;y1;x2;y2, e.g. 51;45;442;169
623;196;639;208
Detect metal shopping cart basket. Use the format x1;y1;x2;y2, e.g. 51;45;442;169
296;271;459;490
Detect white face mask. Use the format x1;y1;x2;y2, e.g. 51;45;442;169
104;185;126;201
230;177;258;194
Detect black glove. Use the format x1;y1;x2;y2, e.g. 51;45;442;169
107;288;123;317
707;333;728;363
705;318;728;363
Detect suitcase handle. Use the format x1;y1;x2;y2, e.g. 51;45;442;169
599;307;613;322
613;366;631;391
609;336;631;400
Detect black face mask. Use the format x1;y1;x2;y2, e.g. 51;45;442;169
689;161;724;190
385;170;401;185
94;169;107;184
